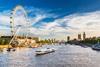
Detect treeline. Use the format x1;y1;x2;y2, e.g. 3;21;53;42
36;39;57;44
81;37;100;44
67;37;100;46
0;38;11;45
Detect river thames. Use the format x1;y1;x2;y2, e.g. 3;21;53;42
0;44;100;67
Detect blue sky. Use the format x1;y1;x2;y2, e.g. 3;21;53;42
1;0;100;13
0;0;100;40
1;0;100;20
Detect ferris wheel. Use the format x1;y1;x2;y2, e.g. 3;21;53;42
10;5;30;36
9;5;31;47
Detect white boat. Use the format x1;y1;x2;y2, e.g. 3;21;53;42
92;41;100;50
35;48;55;55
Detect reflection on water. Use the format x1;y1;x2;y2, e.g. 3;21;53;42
0;44;100;67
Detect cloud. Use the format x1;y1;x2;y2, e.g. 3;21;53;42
30;14;46;25
0;7;47;36
67;11;100;31
0;6;100;40
37;11;100;40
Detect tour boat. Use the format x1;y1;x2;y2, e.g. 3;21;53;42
92;41;100;50
35;48;55;55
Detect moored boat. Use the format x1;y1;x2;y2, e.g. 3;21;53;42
92;41;100;50
7;48;16;52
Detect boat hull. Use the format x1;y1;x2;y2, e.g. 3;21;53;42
92;47;100;51
35;49;55;56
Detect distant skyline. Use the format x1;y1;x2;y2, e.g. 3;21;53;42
0;0;100;40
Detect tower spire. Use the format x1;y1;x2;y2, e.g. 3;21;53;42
83;32;86;40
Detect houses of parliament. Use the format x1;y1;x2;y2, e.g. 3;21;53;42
67;32;86;41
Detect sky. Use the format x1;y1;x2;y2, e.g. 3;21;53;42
0;0;100;40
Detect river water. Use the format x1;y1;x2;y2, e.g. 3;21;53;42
0;44;100;67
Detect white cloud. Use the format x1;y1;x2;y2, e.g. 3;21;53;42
38;11;100;40
0;15;10;25
0;10;46;37
0;7;100;40
30;14;46;25
67;11;100;31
